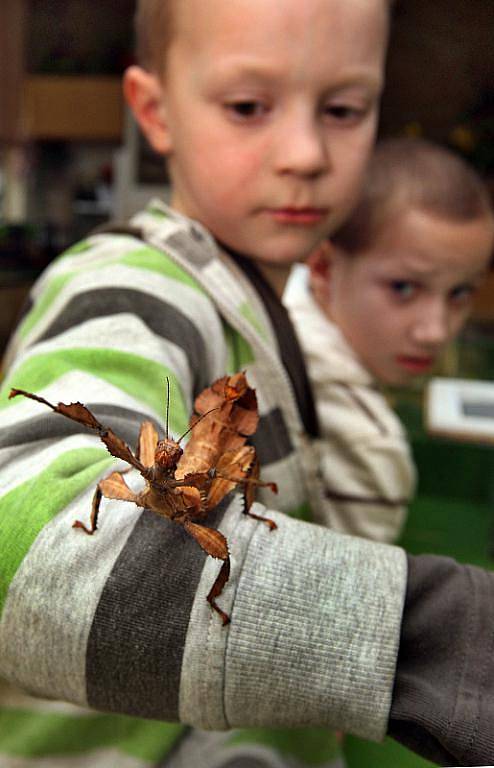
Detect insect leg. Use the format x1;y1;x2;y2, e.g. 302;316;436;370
183;519;231;624
73;471;140;534
206;558;231;626
73;486;102;535
215;452;278;531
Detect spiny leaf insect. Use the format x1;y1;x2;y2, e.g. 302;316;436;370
9;372;277;624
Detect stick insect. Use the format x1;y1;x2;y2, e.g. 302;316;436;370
10;372;277;624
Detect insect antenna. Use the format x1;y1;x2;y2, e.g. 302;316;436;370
165;376;170;440
177;406;220;444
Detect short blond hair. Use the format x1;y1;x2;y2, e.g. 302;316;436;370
134;0;397;73
332;137;494;254
135;0;174;72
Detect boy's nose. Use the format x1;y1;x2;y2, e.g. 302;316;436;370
274;114;329;178
410;302;450;347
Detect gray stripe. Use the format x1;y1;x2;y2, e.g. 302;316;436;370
0;404;161;451
252;408;293;466
167;230;216;268
34;288;212;396
324;488;410;508
337;383;387;436
1;401;293;470
86;498;229;720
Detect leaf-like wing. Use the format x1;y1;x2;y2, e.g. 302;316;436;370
177;373;259;478
183;520;229;560
99;471;139;502
206;445;255;510
137;421;159;467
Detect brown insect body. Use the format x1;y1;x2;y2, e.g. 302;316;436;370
9;372;277;625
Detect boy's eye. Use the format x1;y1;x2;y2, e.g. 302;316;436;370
449;284;475;304
225;101;268;120
389;280;416;300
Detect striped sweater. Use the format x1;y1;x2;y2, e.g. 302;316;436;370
0;200;407;767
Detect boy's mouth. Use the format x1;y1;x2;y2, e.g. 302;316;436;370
266;207;328;225
395;355;435;374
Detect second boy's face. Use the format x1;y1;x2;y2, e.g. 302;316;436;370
154;0;388;290
327;209;494;386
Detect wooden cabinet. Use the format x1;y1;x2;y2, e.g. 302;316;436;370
0;0;26;143
1;0;128;144
472;271;494;322
22;75;124;141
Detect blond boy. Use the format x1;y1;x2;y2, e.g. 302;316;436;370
0;2;493;767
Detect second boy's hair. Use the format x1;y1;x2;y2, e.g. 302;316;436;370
134;0;398;75
332;137;494;254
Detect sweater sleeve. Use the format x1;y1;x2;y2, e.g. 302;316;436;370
388;553;494;766
0;235;407;742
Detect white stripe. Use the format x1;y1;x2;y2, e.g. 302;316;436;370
28;234;141;297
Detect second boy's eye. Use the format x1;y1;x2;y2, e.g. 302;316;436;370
389;280;416;300
324;104;366;124
449;284;475;304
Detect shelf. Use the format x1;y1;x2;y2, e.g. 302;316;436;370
22;75;124;141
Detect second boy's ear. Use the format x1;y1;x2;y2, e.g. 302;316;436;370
123;66;172;156
307;241;335;309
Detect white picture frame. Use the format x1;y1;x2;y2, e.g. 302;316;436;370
426;377;494;445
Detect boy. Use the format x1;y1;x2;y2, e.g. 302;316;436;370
285;137;494;544
0;2;494;768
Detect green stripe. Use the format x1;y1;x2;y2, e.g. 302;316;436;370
18;273;74;340
63;240;93;256
121;248;205;294
228;727;341;766
290;501;312;522
146;205;170;220
0;448;113;615
239;301;269;342
224;323;255;371
0;708;183;760
0;348;188;435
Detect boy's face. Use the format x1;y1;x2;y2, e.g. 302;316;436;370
129;0;388;293
324;209;494;386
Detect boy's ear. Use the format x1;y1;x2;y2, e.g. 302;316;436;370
307;241;332;279
307;241;334;309
123;66;171;155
